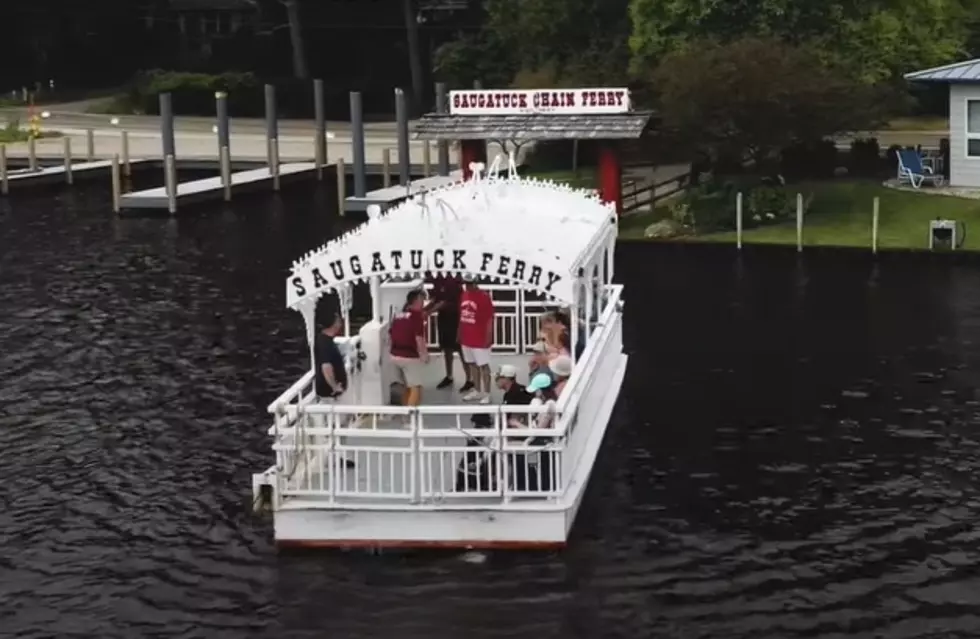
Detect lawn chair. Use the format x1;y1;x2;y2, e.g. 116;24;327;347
897;148;945;188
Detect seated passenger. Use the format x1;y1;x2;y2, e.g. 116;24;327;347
496;364;533;428
549;354;572;396
509;372;558;492
528;340;553;379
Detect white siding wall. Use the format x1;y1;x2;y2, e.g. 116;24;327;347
949;84;980;188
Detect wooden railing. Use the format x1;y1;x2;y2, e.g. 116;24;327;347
621;171;691;215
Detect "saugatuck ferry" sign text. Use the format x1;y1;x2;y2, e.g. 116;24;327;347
291;248;563;301
449;88;631;116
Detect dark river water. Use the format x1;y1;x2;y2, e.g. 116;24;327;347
3;179;980;639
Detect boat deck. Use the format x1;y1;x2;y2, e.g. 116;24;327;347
278;353;549;508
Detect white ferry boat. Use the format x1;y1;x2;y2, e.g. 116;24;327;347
252;158;627;549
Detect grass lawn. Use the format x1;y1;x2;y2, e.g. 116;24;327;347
621;180;980;251
0;128;60;144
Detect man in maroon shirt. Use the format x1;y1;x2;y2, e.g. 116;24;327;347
425;274;473;392
389;289;429;407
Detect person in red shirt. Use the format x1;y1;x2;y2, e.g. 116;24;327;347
458;277;495;403
389;289;429;408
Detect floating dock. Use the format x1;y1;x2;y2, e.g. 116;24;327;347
344;171;462;213
4;159;151;189
119;162;317;210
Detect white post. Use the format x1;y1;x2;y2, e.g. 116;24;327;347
63;137;73;184
111;154;121;213
165;153;177;214
121;131;130;177
422;141;431;177
370;276;382;322
86;129;95;161
337;157;346;216
220;145;231;201
584;267;594;341
735;191;743;250
0;144;7;195
872;196;880;254
271;138;280;191
796;193;803;252
570;269;583;365
27;137;37;172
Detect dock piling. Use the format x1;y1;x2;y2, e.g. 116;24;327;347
86;129;95;161
435;83;449;176
872;196;880;254
164;153;177;214
337;157;346;215
735;192;743;250
215;90;230;162
63;137;73;184
160;93;176;193
313;79;326;181
264;84;278;169
382;148;391;187
796;193;804;252
271;138;280;191
350;92;366;198
111;154;121;213
0;145;7;195
121;131;130;177
422;141;431;177
27;137;37;172
220;145;231;201
395;88;410;185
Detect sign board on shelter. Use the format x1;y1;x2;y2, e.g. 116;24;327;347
449;88;631;116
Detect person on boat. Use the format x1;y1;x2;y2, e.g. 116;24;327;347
459;276;494;403
424;273;473;393
389;289;429;408
314;309;355;469
528;340;555;382
496;364;533;406
509;372;558;491
454;412;497;493
549;354;572;396
538;312;570;358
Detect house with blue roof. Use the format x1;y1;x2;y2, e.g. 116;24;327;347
906;59;980;189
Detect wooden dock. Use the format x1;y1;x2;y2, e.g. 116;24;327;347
4;159;151;188
344;171;462;213
119;162;317;210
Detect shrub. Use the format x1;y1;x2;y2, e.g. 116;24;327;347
745;185;791;226
849;137;881;177
780;139;838;179
885;144;904;174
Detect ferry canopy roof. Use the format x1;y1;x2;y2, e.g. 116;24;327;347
412;112;653;140
286;163;617;310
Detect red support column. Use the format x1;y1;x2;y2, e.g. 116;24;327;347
597;143;623;215
459;139;487;180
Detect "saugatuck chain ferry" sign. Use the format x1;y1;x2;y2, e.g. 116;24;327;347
449;88;631;116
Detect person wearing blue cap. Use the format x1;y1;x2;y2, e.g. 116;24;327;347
509;372;558;492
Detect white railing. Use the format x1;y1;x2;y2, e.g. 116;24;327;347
266;285;625;510
273;403;565;505
425;284;551;353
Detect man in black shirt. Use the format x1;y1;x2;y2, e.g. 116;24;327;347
313;311;354;469
315;312;348;398
496;364;532;406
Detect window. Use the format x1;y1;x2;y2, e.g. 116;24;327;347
968;100;980;157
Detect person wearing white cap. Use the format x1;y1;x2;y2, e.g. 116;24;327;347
549;354;572;396
495;364;532;406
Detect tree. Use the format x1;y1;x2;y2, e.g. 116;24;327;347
433;0;630;89
629;0;979;83
650;37;888;164
281;0;309;79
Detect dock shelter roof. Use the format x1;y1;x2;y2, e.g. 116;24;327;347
905;58;980;82
412;112;654;140
286;165;617;310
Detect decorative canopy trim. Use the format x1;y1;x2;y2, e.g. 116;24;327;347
287;156;617;310
412;112;653;141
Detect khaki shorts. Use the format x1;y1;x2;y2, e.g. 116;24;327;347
392;355;426;388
